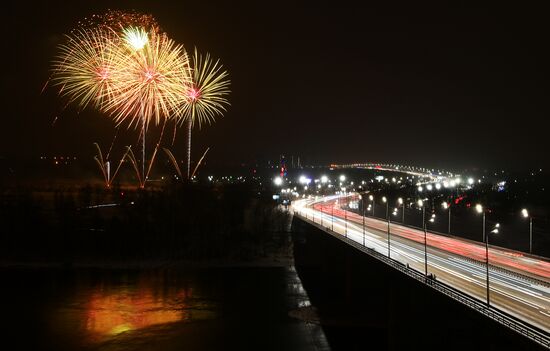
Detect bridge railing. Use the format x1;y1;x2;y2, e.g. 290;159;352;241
293;209;550;349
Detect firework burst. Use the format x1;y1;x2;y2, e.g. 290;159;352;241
102;27;191;130
175;48;230;179
51;27;120;110
177;48;231;127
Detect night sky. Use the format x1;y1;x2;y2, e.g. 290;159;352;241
5;2;549;171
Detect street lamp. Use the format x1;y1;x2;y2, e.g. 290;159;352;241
382;196;390;258
361;194;366;246
274;177;283;186
442;201;451;234
521;208;533;254
418;199;428;278
475;204;490;306
398;197;405;223
331;200;335;231
320;198;324;227
369;195;374;217
344;197;348;238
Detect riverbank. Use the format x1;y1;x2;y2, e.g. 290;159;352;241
0;183;293;264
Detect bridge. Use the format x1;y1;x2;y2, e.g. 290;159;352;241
291;193;550;349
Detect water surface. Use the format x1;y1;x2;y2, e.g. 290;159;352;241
2;266;329;351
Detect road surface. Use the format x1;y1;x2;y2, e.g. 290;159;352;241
292;195;550;333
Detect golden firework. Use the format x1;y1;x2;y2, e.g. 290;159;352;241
51;27;120;110
177;48;231;127
102;27;191;130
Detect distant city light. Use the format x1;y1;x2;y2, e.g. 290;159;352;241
321;175;328;183
274;177;283;186
299;175;311;184
339;175;346;182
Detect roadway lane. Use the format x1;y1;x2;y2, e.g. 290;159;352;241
292;196;550;333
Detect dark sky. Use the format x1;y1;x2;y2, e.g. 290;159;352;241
4;1;549;171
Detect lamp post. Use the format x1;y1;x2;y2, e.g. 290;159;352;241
398;197;404;224
344;197;348;238
320;200;323;227
476;204;490;306
418;199;428;278
369;195;374;217
361;195;366;246
331;200;334;231
383;196;390;257
442;201;451;234
521;209;533;254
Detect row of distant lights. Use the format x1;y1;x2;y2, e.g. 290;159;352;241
417;177;479;192
208;175;249;182
275;175;347;188
335;163;454;177
276;174;477;192
40;156;77;160
278;174;411;186
356;193;532;231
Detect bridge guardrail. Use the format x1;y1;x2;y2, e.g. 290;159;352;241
294;211;550;349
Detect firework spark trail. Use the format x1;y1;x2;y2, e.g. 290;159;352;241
124;146;143;187
171;120;178;145
191;147;210;179
105;129;120;160
94;142;110;187
163;148;183;179
175;48;230;179
110;148;129;186
144;119;169;181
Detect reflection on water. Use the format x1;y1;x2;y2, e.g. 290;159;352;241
44;270;218;349
84;285;191;339
3;267;329;351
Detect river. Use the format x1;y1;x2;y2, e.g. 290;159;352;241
2;265;330;351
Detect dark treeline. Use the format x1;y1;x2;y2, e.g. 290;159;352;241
0;182;291;264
